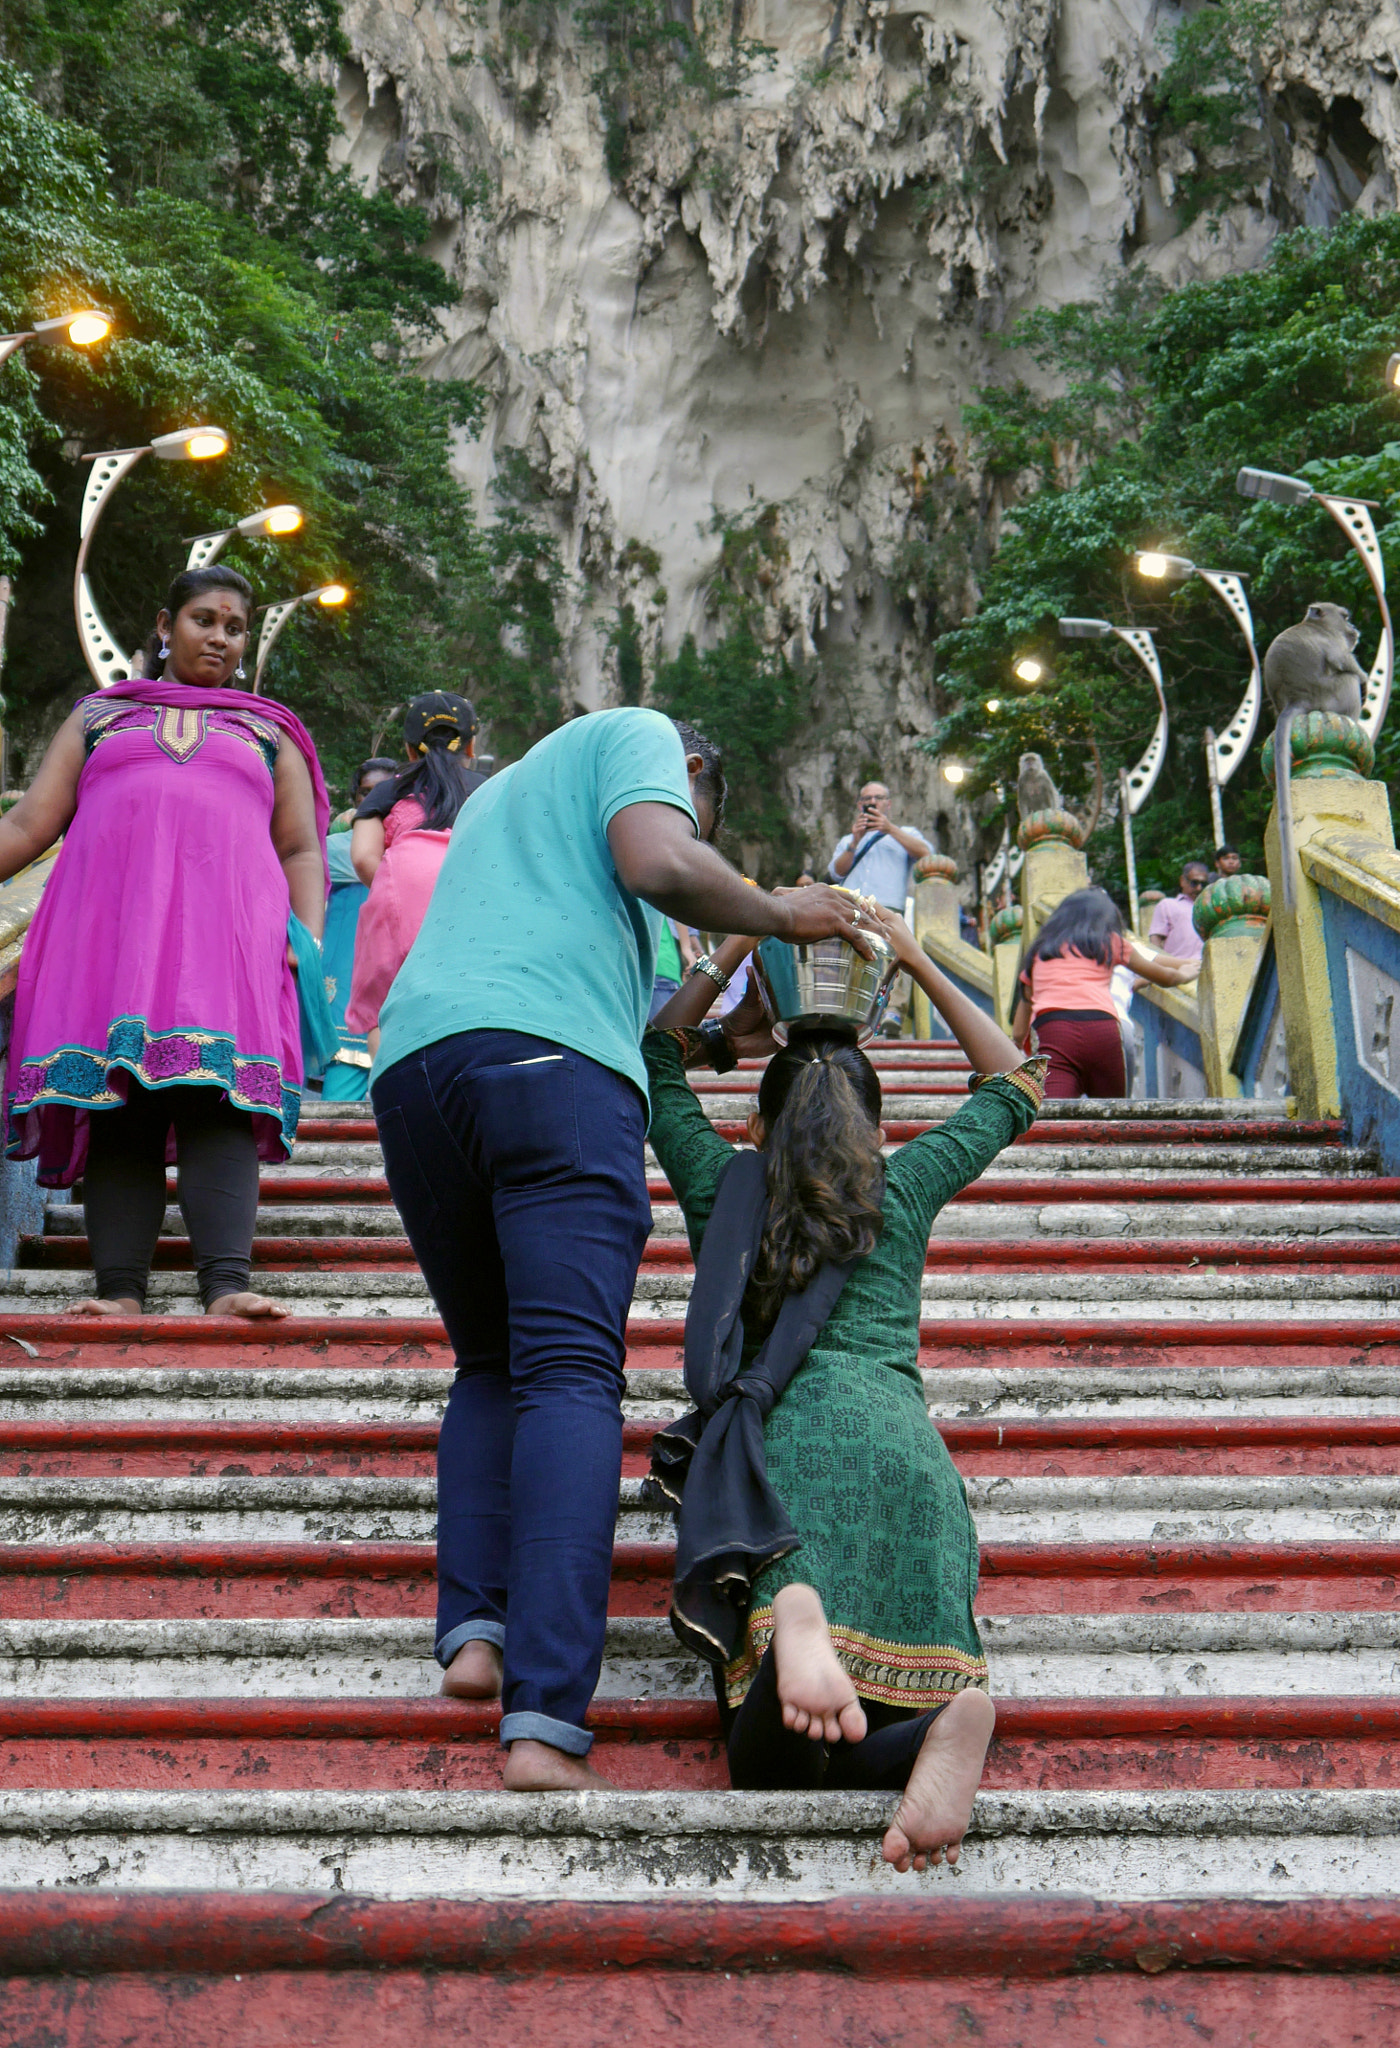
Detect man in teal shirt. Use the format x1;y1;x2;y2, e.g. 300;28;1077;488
372;708;866;1790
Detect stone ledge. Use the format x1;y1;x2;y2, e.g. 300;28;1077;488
1301;828;1400;936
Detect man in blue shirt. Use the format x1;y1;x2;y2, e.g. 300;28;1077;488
829;780;932;1035
372;708;867;1791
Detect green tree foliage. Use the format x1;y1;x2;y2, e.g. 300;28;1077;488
0;11;562;794
927;213;1400;894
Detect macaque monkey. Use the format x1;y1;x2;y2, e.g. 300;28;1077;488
1016;752;1062;820
1263;602;1368;909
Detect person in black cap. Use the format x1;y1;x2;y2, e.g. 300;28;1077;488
346;693;487;1049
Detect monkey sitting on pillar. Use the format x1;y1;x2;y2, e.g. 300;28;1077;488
1016;751;1062;821
1263;601;1368;910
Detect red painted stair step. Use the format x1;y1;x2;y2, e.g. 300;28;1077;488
0;1699;1393;1794
4;1538;1394;1618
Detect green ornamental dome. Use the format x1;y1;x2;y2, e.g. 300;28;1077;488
1016;807;1085;851
1260;711;1374;783
988;903;1024;946
914;853;958;883
1193;873;1271;941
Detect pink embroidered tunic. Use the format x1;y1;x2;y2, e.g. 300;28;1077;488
344;796;451;1034
6;683;328;1187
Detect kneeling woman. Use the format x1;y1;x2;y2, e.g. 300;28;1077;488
646;915;1044;1871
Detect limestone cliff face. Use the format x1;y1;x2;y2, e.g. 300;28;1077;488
334;0;1399;873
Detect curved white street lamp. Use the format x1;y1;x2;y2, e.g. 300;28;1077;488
0;310;111;371
185;504;304;573
1060;616;1167;933
1236;466;1393;739
1135;550;1261;847
75;427;230;687
253;583;349;693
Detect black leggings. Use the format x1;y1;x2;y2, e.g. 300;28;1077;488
83;1084;261;1309
720;1648;940;1792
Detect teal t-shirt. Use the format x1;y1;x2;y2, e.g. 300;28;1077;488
374;708;698;1100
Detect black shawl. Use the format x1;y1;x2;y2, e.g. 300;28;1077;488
643;1148;855;1664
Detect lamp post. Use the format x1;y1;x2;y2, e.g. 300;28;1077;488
253;583;349;693
1059;617;1168;934
75;427;231;687
0;310;111;371
185;504;303;573
1;311;113;768
1135;550;1261;848
1236;466;1393;739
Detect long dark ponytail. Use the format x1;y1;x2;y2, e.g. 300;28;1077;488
750;1030;885;1320
389;731;480;831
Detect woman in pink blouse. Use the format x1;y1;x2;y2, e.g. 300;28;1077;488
1010;887;1197;1098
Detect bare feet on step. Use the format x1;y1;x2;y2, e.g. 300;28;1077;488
770;1583;868;1745
502;1738;613;1791
440;1639;503;1700
204;1292;287;1320
74;1297;142;1317
881;1688;995;1873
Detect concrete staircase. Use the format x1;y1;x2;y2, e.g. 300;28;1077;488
1;1043;1397;2040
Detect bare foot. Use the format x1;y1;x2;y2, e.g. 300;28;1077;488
770;1583;868;1745
73;1297;142;1317
882;1688;996;1873
502;1738;613;1791
204;1292;287;1320
440;1639;503;1699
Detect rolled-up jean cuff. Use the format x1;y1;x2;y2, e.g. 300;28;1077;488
499;1711;593;1756
435;1619;506;1669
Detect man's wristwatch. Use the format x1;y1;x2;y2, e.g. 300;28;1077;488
697;1017;737;1074
689;954;731;993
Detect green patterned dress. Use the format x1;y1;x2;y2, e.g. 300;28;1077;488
642;1033;1046;1711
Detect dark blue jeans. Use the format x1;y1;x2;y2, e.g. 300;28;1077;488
373;1031;652;1755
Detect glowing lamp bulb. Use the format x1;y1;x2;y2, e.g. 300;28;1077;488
264;506;303;536
1013;657;1043;685
186;432;228;460
1136;552;1169;579
942;762;967;786
984;698;1001;713
317;583;349;607
66;313;111;347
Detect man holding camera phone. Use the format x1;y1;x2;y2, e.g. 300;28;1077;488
829;782;932;1035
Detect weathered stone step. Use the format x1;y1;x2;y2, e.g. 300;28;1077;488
5;1266;1399;1317
0;1612;1394;1700
2;1471;1394;1545
1;1356;1397;1425
3;1893;1392;2039
3;1413;1395;1477
8;1535;1396;1620
1;1697;1391;1792
233;1140;1371;1177
32;1208;1400;1254
0;1784;1392;1898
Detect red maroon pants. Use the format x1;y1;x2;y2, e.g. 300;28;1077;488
1034;1009;1128;1099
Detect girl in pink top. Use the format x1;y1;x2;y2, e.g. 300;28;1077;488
347;692;486;1048
1009;888;1197;1098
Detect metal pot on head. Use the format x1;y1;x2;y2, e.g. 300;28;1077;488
751;889;900;1046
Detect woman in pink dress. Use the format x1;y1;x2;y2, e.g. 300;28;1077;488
346;692;485;1052
0;566;328;1318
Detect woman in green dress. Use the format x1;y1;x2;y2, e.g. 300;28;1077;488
646;906;1044;1872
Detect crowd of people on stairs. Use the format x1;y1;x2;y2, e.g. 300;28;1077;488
0;559;1246;1870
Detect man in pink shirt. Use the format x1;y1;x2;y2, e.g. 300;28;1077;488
1148;861;1210;961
